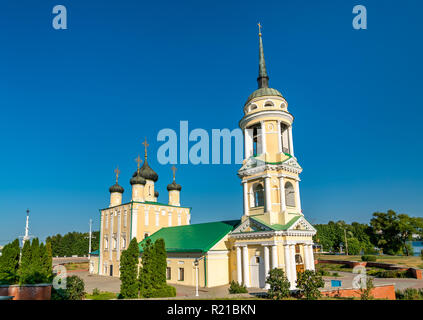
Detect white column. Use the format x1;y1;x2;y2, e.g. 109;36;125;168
99;212;104;275
261;121;266;156
264;246;270;289
283;244;292;286
236;246;243;284
295;180;302;213
288;126;294;156
242;246;250;287
131;208;138;239
277;121;282;153
279;176;286;213
244;128;253;159
243;182;249;216
264;176;271;213
307;244;315;271
117;211;121;261
271;245;278;270
289;244;297;289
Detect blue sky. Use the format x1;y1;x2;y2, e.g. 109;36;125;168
0;0;422;244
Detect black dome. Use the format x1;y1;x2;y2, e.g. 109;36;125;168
130;169;146;185
167;181;182;191
154;190;159;198
109;183;124;194
140;159;158;182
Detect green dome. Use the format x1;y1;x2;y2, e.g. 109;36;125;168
109;183;124;194
167;181;182;191
245;87;283;105
130;169;146;185
140;159;158;182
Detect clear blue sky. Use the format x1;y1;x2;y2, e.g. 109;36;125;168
1;0;422;245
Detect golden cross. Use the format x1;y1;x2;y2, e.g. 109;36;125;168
171;165;177;181
135;155;142;169
257;22;262;36
114;166;121;183
142;137;149;159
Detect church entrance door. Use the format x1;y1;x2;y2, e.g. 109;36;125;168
110;264;113;276
249;256;265;288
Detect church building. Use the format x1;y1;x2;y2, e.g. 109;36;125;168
90;28;316;290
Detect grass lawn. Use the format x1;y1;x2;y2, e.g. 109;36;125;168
85;291;118;300
64;262;89;270
316;254;423;268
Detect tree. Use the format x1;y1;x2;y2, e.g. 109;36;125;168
347;237;361;255
42;242;53;282
119;237;139;298
296;270;324;300
266;268;290;300
139;238;154;297
152;238;167;289
0;239;20;284
18;239;32;284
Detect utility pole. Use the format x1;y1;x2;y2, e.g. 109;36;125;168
344;228;349;256
88;219;92;259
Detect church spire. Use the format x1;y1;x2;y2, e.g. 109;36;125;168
257;22;269;89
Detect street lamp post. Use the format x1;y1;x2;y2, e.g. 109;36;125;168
194;259;199;297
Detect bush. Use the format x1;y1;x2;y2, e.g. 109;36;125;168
396;288;423;300
361;255;377;262
265;269;290;300
147;285;176;298
92;288;100;296
228;280;248;294
66;275;85;300
296;270;324;300
360;277;374;300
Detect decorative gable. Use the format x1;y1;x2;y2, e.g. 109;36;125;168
231;217;272;234
288;216;316;232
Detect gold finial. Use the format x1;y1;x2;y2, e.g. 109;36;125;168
114;166;121;183
135;155;142;169
142;137;149;160
171;165;177;181
257;22;262;36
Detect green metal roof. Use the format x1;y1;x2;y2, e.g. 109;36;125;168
245;87;283;105
89;249;99;255
138;220;240;253
250;215;301;231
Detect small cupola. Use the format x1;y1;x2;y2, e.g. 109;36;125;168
167;166;181;206
109;166;124;207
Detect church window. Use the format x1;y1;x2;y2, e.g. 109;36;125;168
285;182;296;207
249;104;258;112
124;210;127;228
178;268;185;281
104;236;108;250
166;267;171;280
264;101;274;107
105;214;108;229
113;236;117;250
253;184;264;207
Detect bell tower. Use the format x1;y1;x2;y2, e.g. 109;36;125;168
238;26;303;226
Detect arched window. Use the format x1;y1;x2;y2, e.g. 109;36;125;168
264;101;274;107
254;184;264;207
295;254;303;264
285;182;296;207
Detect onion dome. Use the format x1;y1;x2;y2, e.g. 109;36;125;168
245;27;283;105
109;183;124;194
167;180;182;191
130;169;146;185
140;159;158;182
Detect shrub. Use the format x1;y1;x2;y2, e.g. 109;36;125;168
66;275;85;300
265;268;290;300
147;285;176;298
296;270;324;300
331;272;340;277
120;238;140;298
396;288;423;300
360;277;374;300
228;280;248;294
420;249;423;261
361;255;377;262
92;288;100;296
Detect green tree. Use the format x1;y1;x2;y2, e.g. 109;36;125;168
119;237;139;298
152;238;167;289
296;270;324;300
18;240;32;284
265;268;290;300
346;237;361;255
139;238;154;297
41;242;53;282
0;239;20;284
